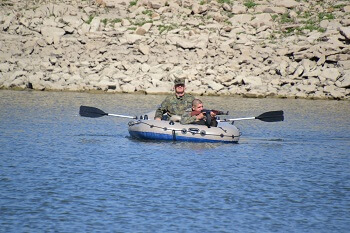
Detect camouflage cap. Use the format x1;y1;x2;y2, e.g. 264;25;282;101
174;77;185;86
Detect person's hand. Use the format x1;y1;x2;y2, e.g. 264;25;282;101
210;111;217;118
155;117;161;121
196;112;205;120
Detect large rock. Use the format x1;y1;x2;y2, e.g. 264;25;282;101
90;17;101;32
120;34;144;44
41;26;65;37
231;5;246;14
230;14;253;25
242;76;263;86
336;72;350;88
168;34;209;49
250;13;273;28
273;0;299;8
338;27;350;40
192;3;208;14
320;68;340;82
138;44;150;55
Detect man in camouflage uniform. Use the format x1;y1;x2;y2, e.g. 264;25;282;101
154;77;195;121
180;99;218;127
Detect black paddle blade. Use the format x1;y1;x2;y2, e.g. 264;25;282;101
79;106;108;118
256;110;284;122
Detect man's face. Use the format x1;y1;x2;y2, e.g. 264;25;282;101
175;84;185;95
193;103;203;111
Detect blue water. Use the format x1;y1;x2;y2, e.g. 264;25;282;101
1;90;349;232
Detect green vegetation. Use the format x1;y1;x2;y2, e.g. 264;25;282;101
271;14;278;21
110;18;122;24
102;18;108;26
85;15;94;24
99;18;122;27
318;12;335;20
142;9;153;17
244;0;257;8
217;0;231;4
129;0;138;7
132;18;153;26
272;6;331;37
298;11;312;18
333;4;347;9
226;12;235;18
158;24;177;34
224;19;232;25
280;13;294;24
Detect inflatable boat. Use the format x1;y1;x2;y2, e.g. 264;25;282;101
128;119;240;143
79;106;284;143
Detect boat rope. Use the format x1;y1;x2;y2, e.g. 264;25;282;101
130;121;236;139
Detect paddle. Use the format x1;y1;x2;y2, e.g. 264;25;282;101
218;110;284;122
79;106;136;119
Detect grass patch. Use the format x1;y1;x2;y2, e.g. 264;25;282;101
224;19;232;25
244;0;257;8
334;4;347;9
132;19;153;26
301;24;326;33
297;11;312;18
217;0;231;4
158;24;177;34
318;12;335;20
110;18;122;24
102;18;108;26
129;0;138;7
100;18;122;27
280;13;294;23
142;9;153;17
85;15;94;24
271;14;278;21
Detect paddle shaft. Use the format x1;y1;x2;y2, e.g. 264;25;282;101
107;113;136;119
223;117;256;121
218;110;284;122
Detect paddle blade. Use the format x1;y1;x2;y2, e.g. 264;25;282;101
256;110;284;122
79;106;108;118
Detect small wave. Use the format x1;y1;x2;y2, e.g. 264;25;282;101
75;134;118;137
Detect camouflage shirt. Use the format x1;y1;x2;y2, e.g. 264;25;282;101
181;109;218;127
180;108;198;125
155;93;195;119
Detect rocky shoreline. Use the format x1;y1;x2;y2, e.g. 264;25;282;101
0;0;349;100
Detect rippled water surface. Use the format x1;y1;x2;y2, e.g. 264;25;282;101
1;90;349;232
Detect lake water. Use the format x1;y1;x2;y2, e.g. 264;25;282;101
1;90;349;232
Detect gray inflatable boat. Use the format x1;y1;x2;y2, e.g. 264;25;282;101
128;119;240;143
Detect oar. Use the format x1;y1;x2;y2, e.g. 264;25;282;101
218;110;284;122
79;106;136;119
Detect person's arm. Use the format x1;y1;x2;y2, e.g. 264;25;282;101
180;109;203;124
154;98;169;120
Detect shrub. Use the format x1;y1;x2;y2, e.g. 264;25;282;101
244;0;257;8
129;0;138;6
217;0;231;4
85;15;94;24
